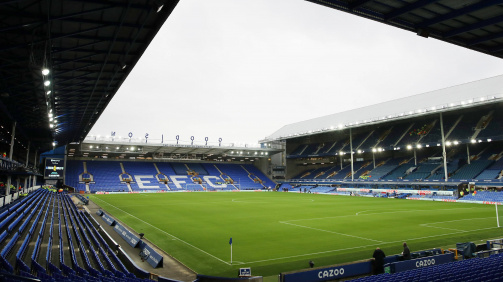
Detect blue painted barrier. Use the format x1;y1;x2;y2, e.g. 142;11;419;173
139;241;163;268
113;223;140;248
387;252;454;273
281;260;372;282
101;212;115;226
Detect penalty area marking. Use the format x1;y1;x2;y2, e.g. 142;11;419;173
279;221;383;243
239;225;500;265
355;210;373;216
92;197;231;265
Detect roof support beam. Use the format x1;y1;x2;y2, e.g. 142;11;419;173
0;25;111;52
468;31;503;46
0;6;114;33
419;0;503;28
349;0;373;10
444;15;503;38
385;0;439;21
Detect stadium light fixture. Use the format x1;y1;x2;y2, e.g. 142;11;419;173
416;144;422;149
44;80;51;86
372;148;377;153
453;141;459;145
42;68;50;75
471;139;476;143
357;150;362;154
407;145;412;150
49;124;54;128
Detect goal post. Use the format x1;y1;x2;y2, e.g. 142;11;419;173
185;184;207;191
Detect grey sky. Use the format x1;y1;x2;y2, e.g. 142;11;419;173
89;0;503;146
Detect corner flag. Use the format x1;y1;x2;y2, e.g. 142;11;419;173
229;237;233;264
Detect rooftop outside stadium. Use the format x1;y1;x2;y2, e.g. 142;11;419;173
2;1;503;282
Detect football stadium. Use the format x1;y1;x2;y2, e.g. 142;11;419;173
1;1;503;282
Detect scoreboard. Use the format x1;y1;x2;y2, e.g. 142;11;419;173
44;158;65;179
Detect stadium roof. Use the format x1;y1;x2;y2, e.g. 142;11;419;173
307;0;503;59
68;141;282;162
0;0;179;152
264;74;503;141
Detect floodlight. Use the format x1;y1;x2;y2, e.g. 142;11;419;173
416;144;422;149
49;124;54;128
357;150;362;154
446;141;452;146
471;139;476;143
453;141;459;145
46;90;51;95
372;148;377;153
42;68;50;75
44;80;51;86
407;145;412;150
487;139;492;142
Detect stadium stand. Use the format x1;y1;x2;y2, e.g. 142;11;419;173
65;161;272;192
0;188;159;281
349;252;503;282
458;191;503;203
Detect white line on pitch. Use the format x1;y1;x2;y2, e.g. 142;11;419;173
279;221;383;243
240;242;381;265
420;225;463;231
240;226;499;265
283;207;476;223
92;197;230;265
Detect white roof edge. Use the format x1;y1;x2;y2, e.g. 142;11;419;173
262;74;503;142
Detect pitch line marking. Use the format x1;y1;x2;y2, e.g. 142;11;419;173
284;207;476;223
239;226;499;265
92;197;230;265
419;225;463;232
355;210;373;216
279;221;383;243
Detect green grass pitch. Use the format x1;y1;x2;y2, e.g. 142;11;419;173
90;192;502;278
